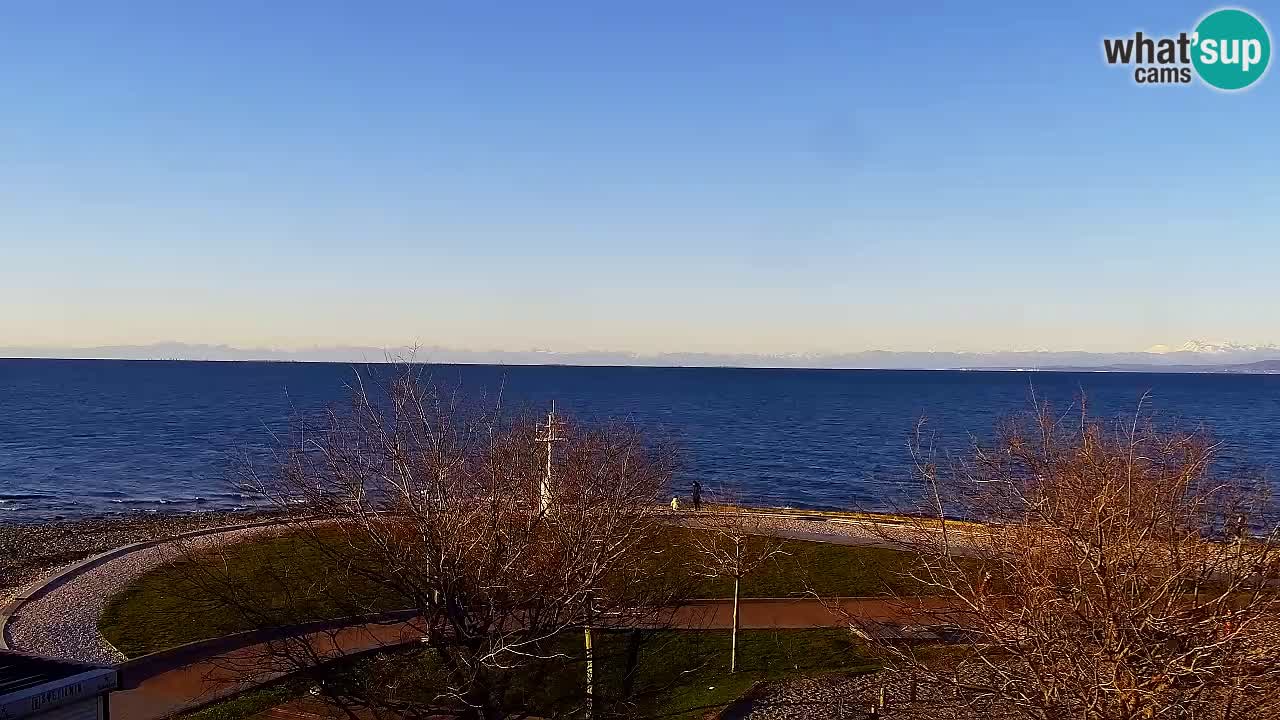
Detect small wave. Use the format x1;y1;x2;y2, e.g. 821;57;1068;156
0;492;53;500
106;496;217;507
205;492;240;500
93;494;255;515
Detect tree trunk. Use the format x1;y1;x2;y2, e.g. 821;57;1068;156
621;630;645;698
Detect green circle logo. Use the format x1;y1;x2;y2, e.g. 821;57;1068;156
1193;9;1271;90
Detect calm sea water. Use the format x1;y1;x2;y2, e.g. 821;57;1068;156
2;359;1279;522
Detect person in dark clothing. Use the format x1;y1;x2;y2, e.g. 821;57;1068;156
691;480;702;511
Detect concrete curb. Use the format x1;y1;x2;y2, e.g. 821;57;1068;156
0;517;305;651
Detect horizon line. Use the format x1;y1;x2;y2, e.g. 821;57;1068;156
5;340;1280;359
1;354;1277;376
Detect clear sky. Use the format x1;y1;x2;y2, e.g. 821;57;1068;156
2;1;1277;355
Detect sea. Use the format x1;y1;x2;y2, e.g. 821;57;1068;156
2;359;1279;523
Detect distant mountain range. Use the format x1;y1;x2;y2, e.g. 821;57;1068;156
1145;341;1280;355
3;341;1280;373
1037;359;1280;374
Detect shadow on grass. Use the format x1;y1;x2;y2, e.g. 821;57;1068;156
175;629;877;720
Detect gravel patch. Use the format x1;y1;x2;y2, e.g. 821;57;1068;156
0;511;282;605
737;672;884;719
3;521;289;664
737;670;1015;720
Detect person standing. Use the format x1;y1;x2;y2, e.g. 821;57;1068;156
670;495;680;512
691;480;702;511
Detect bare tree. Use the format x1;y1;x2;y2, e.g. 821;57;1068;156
688;493;787;673
854;400;1280;719
176;367;679;720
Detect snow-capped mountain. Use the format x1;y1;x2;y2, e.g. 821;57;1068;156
1148;340;1280;355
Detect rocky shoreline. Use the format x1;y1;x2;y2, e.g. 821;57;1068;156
0;509;279;604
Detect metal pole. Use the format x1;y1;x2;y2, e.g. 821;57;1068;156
584;593;594;718
543;404;553;514
731;539;741;673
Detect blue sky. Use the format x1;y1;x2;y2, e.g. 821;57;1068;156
2;1;1277;355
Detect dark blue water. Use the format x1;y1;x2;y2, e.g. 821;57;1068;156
2;359;1279;522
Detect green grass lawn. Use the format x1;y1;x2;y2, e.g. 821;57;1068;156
100;528;403;657
177;629;876;720
677;531;927;599
101;526;922;658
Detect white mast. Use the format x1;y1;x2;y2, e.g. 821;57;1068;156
535;401;564;515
